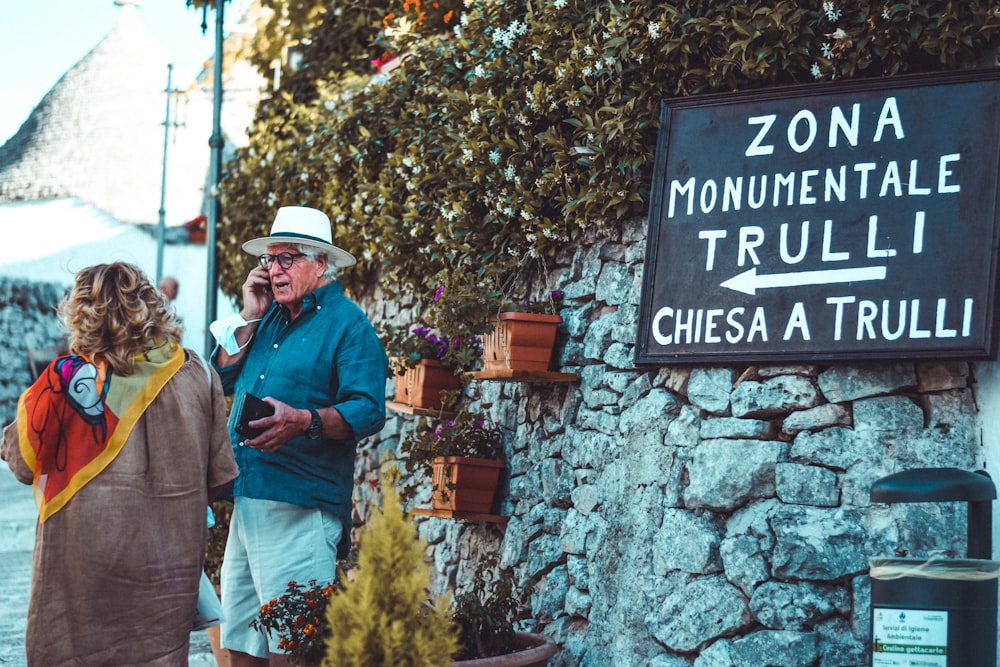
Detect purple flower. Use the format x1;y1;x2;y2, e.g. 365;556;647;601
433;285;445;301
551;289;564;300
412;325;430;338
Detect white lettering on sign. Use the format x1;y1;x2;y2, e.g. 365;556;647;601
667;156;960;218
702;211;924;278
744;97;904;157
652;306;768;345
826;296;974;341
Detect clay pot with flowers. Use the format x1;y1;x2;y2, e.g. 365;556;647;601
401;409;505;514
381;322;478;411
422;270;566;374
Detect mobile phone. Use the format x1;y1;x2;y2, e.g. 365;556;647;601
235;392;275;438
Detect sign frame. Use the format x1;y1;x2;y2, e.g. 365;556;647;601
636;69;1000;366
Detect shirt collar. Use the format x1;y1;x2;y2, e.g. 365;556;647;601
275;280;343;321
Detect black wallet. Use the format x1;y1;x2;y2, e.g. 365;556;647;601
235;393;275;438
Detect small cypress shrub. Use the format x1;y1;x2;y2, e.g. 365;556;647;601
321;473;458;667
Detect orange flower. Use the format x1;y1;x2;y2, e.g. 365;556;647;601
304;624;315;635
443;9;454;23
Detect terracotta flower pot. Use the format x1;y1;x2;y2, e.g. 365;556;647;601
394;359;461;410
453;632;559;666
431;456;504;514
482;313;561;372
187;228;207;243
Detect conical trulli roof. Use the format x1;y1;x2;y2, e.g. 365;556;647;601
0;3;212;225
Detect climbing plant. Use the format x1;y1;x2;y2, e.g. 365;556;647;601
216;0;1000;316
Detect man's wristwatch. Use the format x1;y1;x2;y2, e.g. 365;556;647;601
307;409;322;440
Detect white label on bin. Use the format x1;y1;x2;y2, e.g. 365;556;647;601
872;607;948;667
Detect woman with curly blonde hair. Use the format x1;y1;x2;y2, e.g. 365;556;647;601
2;262;239;666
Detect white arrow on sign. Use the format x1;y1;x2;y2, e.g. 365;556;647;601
720;266;888;295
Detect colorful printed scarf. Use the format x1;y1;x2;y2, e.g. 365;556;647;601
16;343;184;523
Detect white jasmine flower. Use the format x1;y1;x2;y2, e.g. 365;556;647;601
554;0;567;8
267;192;276;206
470;108;480;123
811;63;823;79
474;64;486;77
821;42;834;58
583;66;593;77
647;22;660;39
505;165;516;180
489;148;502;164
823;2;842;21
463;148;473;162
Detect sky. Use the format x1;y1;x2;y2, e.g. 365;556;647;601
0;1;238;145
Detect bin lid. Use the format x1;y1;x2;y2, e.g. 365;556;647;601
871;468;996;504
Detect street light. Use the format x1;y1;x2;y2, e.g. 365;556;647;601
192;0;227;356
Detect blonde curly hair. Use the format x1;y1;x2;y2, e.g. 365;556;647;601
60;262;183;376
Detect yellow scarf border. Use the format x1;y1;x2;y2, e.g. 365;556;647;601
18;342;185;523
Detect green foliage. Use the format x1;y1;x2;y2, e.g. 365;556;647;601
321;473;459;667
253;579;339;665
216;0;1000;310
402;409;505;469
453;554;522;661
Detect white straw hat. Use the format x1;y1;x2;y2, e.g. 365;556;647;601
242;206;356;268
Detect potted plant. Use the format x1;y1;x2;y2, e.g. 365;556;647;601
452;554;559;666
184;214;208;243
322;472;459;667
423;269;565;373
401;409;505;514
479;289;564;373
319;469;557;667
251;579;339;667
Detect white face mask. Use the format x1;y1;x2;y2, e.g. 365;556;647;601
209;313;253;355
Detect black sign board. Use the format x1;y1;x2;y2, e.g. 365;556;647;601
636;69;1000;365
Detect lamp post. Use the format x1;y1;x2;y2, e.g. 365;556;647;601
204;0;225;356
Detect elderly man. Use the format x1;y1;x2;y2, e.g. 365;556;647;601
210;206;387;667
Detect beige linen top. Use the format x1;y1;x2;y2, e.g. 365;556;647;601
2;350;239;666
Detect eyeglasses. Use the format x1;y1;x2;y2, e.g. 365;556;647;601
259;252;307;270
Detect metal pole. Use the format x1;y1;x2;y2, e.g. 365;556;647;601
156;64;173;284
204;0;225;356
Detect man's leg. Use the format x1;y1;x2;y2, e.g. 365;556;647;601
222;498;342;664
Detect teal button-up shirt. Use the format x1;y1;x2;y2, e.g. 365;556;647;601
213;280;387;553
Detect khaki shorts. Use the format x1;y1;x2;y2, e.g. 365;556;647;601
219;497;342;657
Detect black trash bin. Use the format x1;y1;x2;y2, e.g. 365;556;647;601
870;468;998;667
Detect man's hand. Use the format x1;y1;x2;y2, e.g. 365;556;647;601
243;397;306;454
241;265;274;320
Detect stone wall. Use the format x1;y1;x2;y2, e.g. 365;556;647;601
355;215;987;667
0;279;66;425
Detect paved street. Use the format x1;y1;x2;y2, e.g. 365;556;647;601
0;463;217;666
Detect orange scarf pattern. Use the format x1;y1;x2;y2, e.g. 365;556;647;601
17;343;184;522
